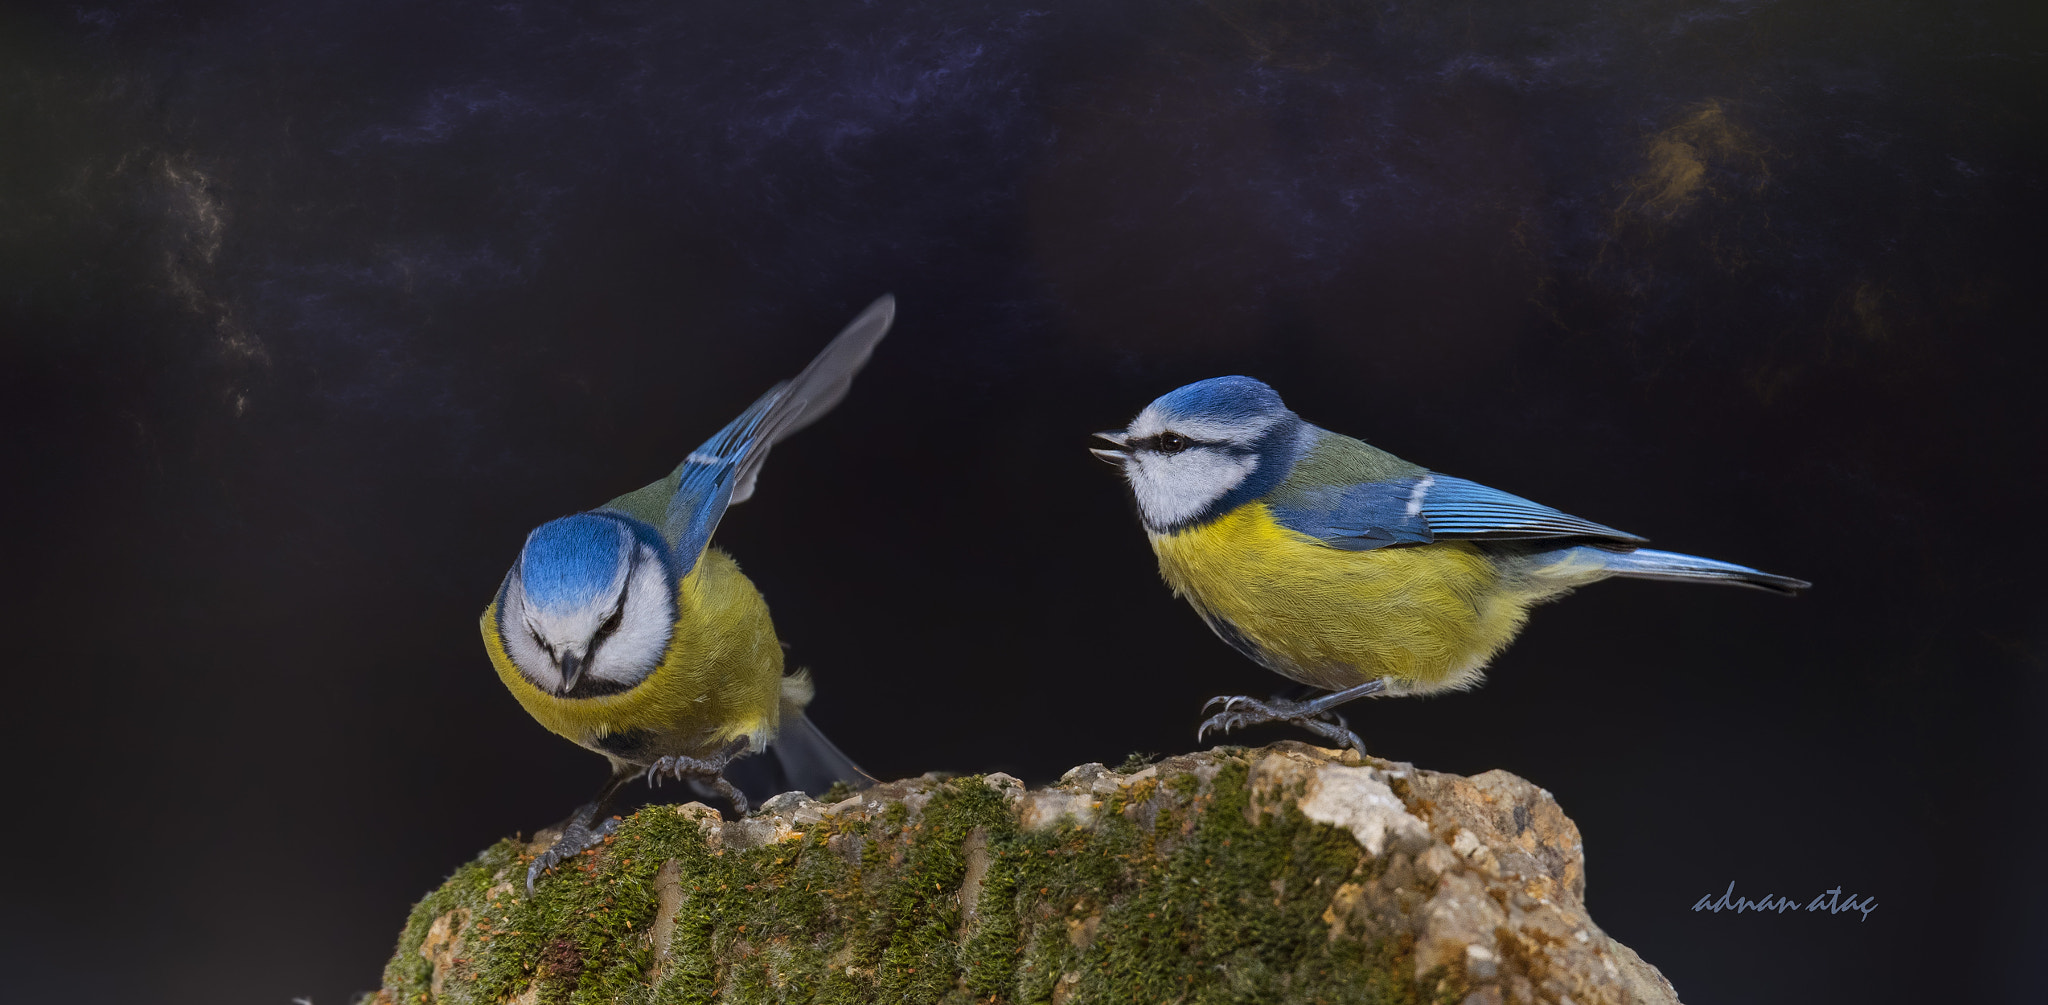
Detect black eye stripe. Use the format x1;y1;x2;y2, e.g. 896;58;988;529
592;550;641;645
588;583;631;658
1140;431;1208;453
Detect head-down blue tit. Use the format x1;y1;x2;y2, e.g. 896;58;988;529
484;295;894;889
1092;376;1809;752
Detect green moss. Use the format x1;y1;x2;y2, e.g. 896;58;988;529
382;840;521;998
380;753;1422;1004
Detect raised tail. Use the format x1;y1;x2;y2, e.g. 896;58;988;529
1591;547;1810;595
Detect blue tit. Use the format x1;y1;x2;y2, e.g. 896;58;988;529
1091;375;1809;752
484;295;894;888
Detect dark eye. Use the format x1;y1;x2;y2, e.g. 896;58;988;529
528;626;552;655
596;604;624;640
1157;431;1188;453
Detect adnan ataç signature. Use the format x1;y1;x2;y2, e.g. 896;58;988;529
1690;882;1877;921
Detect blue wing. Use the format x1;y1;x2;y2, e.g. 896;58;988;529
659;387;791;570
1416;475;1645;543
601;295;895;574
1265;481;1436;550
1269;474;1646;551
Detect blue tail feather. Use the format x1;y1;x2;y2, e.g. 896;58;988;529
1590;547;1810;595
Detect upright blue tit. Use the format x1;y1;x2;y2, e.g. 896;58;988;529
1091;376;1808;752
484;295;894;889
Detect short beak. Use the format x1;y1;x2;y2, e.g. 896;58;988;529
1090;429;1131;466
558;651;586;693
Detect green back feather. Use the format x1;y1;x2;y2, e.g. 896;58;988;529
604;466;685;536
1270;427;1426;506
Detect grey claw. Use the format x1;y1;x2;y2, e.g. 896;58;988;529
525;802;617;893
1197;708;1250;744
643;739;752;814
1194;692;1369;755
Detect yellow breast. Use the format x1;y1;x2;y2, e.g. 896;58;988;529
1149;502;1541;693
481;548;785;760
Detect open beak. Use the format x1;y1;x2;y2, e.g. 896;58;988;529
1090;429;1132;466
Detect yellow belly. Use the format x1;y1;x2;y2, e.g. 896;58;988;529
482;548;786;761
1149;503;1544;694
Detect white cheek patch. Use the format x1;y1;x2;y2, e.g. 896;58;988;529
500;582;562;691
585;544;676;686
1127;447;1259;528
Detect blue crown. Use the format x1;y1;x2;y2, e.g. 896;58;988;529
1153;375;1287;423
520;514;627;612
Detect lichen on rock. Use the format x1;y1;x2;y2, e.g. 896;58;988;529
372;742;1682;1004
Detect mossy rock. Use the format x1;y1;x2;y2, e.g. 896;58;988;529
372;743;1681;1005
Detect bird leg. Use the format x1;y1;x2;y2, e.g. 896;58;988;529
647;737;752;816
527;761;646;892
1197;678;1388;755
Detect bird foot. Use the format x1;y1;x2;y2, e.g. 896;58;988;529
648;737;752;816
526;801;621;892
1198;694;1366;755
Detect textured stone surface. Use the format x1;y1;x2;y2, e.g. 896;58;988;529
374;743;1681;1004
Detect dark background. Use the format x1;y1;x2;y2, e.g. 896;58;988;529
3;0;2043;1002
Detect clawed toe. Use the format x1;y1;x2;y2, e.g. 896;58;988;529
526;803;621;892
1197;703;1266;744
1299;718;1367;756
1194;693;1368;756
647;738;750;785
645;738;752;816
1198;696;1259;743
